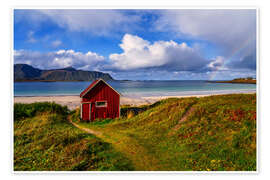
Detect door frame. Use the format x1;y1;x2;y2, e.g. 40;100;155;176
81;102;92;121
89;103;91;121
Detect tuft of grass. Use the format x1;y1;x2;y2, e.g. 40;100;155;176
14;102;69;122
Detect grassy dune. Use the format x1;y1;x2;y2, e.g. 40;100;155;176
14;94;256;171
74;94;256;171
14;103;134;171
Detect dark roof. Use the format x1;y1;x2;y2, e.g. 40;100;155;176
80;79;120;98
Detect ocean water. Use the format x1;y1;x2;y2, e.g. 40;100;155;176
14;80;256;97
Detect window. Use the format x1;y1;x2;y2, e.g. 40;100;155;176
96;101;107;107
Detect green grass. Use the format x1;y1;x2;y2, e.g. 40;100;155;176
14;102;69;121
14;103;134;171
14;94;256;171
74;94;256;171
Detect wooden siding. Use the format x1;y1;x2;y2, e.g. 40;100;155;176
82;103;91;121
81;80;120;121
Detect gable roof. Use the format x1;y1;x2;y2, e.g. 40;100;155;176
80;79;120;98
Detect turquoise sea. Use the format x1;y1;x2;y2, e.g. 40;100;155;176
14;80;256;98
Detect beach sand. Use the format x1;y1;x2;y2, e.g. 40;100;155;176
13;92;255;110
14;95;159;110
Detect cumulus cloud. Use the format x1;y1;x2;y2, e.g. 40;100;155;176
14;49;105;70
107;34;208;71
155;9;256;72
155;10;256;55
206;56;227;71
14;9;257;80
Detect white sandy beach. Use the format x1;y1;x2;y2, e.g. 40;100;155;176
14;96;151;110
13;92;255;110
14;95;159;110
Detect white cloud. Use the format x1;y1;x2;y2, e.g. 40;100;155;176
27;31;37;43
51;40;62;48
155;9;256;59
207;56;227;71
14;49;105;70
108;34;207;71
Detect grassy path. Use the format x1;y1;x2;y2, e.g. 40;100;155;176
69;118;102;136
169;104;196;135
68;117;161;170
67;99;199;170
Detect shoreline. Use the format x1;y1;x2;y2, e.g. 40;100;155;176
14;89;256;98
14;92;256;110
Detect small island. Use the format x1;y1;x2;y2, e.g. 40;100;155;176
208;77;256;84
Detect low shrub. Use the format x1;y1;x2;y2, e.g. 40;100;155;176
14;102;69;121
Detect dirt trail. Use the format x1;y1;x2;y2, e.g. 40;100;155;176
169;104;197;135
68;117;161;170
69;119;102;136
68;102;198;170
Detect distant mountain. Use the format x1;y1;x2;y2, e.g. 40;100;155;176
14;64;114;82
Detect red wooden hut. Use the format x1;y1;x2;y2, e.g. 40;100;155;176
80;79;120;121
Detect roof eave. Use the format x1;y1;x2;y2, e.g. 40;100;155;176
80;79;121;98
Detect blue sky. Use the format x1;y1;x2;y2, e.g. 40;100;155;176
14;9;256;80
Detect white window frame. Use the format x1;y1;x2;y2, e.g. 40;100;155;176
95;101;107;108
